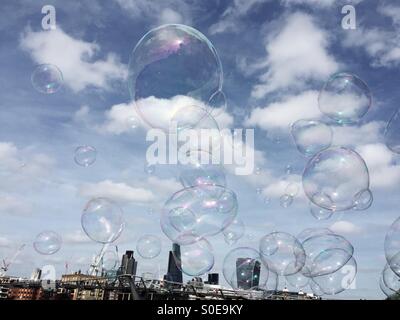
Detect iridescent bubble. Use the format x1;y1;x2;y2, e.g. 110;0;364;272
174;239;214;276
280;194;293;208
223;218;245;244
302;146;369;211
74;146;97;167
380;273;396;298
285;183;299;197
128;24;223;131
353;189;373;211
136;234;162;259
259;232;306;276
318;72;372;124
384;216;400;269
385;108;400;154
161;185;238;245
222;247;269;290
309;202;334;221
309;279;325;296
301;234;354;277
179;150;226;189
312;256;357;295
291;119;333;156
81;197;124;244
387;251;400;278
31;64;63;94
33;230;62;255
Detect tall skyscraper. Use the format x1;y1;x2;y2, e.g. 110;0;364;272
236;258;261;290
164;243;182;284
207;273;219;285
118;250;137;276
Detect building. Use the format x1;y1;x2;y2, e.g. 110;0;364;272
59;272;107;300
206;273;219;285
236;258;261;290
8;285;43;300
118;251;137;276
164;243;182;284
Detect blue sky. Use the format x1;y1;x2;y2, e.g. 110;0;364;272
1;0;400;299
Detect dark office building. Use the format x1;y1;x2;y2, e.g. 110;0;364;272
118;250;137;276
164;243;182;284
207;273;219;285
236;258;261;290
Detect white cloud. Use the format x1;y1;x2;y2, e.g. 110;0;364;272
250;13;338;98
78;180;155;203
378;4;400;25
0;194;32;216
146;176;181;196
330;220;363;235
63;230;92;244
246;90;320;131
73;105;90;123
331;121;384;147
356;143;400;189
114;0;191;25
20;27;127;93
0;237;11;247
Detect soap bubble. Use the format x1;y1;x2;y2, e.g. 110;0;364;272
353;189;373;211
174;239;214;276
33;230;62;255
312;256;357;295
128;24;223;131
223;218;245;245
286;269;310;289
81;197;124;244
309;279;325;296
280;194;293;208
297;228;334;244
102;250;119;271
222;247;269;290
384;216;400;269
309;202;334;221
385;109;400;154
302;234;354;277
291;119;333;157
161;185;238;245
31;64;63;94
302;146;369;211
259;232;306;276
74;146;97;167
285;183;299;197
318;72;372;124
387;252;400;278
136;234;162;259
179;150;226;189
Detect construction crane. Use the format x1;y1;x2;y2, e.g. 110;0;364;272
0;244;26;277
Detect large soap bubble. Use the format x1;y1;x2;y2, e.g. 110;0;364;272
309;202;334;220
161;185;238;245
382;262;400;293
33;230;62;255
291;119;333;156
223;218;245;245
174;239;214;276
102;250;119;271
297;228;334;244
259;232;306;276
353;189;373;211
301;234;354;277
379;273;396;298
136;234;162;259
312;255;357;295
81;198;124;244
285;269;310;289
31;64;63;94
318;72;372;124
384;216;400;271
222;247;269;290
302;146;369;212
385;109;400;154
128;24;223;131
